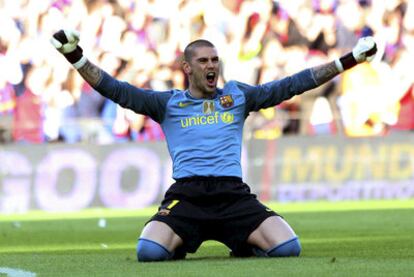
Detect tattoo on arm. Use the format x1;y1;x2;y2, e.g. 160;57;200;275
311;61;340;86
78;60;102;87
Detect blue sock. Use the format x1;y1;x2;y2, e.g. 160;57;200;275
136;238;171;262
266;237;301;257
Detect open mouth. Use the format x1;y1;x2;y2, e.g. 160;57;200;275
206;72;216;86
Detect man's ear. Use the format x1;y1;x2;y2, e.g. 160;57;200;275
182;61;191;74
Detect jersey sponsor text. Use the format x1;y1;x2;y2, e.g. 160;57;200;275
180;112;234;128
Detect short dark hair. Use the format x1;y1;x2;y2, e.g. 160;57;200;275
184;39;216;62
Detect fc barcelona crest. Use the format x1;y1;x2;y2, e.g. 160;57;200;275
219;95;234;108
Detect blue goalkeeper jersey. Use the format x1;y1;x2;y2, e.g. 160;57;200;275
95;69;318;179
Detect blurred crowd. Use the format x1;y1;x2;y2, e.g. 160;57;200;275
0;0;413;144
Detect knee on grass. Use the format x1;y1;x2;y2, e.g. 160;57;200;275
254;237;301;258
268;237;301;257
136;238;171;262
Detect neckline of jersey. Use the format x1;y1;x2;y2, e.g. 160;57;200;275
184;89;222;100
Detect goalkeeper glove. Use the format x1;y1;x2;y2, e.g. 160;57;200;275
51;29;87;69
335;36;377;72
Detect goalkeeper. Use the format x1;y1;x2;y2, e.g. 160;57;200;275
51;29;377;262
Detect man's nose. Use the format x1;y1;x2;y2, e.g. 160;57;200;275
207;60;215;68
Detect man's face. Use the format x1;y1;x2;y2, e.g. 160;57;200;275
185;46;220;96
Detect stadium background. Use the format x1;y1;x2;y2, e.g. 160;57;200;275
0;0;413;213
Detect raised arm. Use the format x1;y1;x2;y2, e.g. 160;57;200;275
242;36;377;112
311;36;377;86
77;60;102;87
50;29;171;123
311;61;340;86
50;30;102;87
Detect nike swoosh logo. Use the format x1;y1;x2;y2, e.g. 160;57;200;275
178;102;191;108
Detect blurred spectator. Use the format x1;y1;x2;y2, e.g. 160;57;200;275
390;84;414;131
12;63;46;143
59;69;84;143
391;84;414;131
0;75;15;143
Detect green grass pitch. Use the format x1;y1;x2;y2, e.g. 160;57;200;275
1;200;413;276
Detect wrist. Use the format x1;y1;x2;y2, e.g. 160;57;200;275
334;59;344;73
63;46;85;68
335;52;358;73
72;56;87;69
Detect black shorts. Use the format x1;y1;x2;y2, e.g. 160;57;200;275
147;176;279;256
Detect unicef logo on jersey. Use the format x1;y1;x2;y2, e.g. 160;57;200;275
221;112;234;124
180;112;235;128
